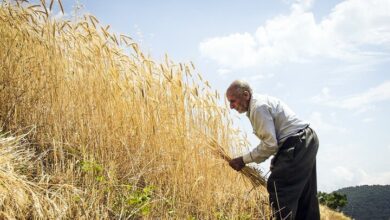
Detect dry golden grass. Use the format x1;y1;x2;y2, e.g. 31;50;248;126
0;131;81;219
0;1;349;219
320;206;351;220
0;1;269;219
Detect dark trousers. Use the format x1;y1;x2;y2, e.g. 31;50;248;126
267;127;320;220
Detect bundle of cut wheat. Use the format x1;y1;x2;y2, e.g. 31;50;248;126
207;137;266;187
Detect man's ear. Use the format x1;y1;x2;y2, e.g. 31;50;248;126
243;91;250;100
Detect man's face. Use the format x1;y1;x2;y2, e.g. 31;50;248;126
226;91;250;114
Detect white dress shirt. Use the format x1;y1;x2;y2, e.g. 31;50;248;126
243;94;309;164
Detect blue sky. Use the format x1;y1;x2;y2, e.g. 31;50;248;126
48;0;390;192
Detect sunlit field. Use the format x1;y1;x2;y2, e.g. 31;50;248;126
0;1;349;219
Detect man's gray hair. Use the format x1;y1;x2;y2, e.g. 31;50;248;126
227;80;253;97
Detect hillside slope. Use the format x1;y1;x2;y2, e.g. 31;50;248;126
337;185;390;220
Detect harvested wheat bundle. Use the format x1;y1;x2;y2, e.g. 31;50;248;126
207;137;266;187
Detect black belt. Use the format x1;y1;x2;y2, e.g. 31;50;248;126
271;126;309;168
279;126;309;151
279;127;307;151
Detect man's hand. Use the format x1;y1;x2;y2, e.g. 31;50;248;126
229;156;245;171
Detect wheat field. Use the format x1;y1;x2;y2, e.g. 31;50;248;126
0;1;349;219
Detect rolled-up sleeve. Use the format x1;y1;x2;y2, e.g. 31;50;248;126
243;106;278;164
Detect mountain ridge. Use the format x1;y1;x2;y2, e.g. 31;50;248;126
335;184;390;220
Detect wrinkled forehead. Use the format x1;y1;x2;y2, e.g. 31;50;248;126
226;83;236;93
226;86;239;98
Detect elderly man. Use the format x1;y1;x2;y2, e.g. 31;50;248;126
227;80;320;220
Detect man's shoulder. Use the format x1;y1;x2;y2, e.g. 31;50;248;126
248;94;272;117
252;94;279;106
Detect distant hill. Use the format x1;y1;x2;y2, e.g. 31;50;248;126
335;185;390;220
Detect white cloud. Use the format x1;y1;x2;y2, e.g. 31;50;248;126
337;81;390;109
351;106;377;116
199;33;258;68
357;169;390;186
323;0;390;46
318;142;390;191
332;166;354;181
311;87;331;103
241;72;275;83
275;82;284;89
308;112;347;133
291;0;314;12
312;81;390;110
217;68;232;76
326;167;390;190
247;74;264;81
362;117;374;123
199;0;390;69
